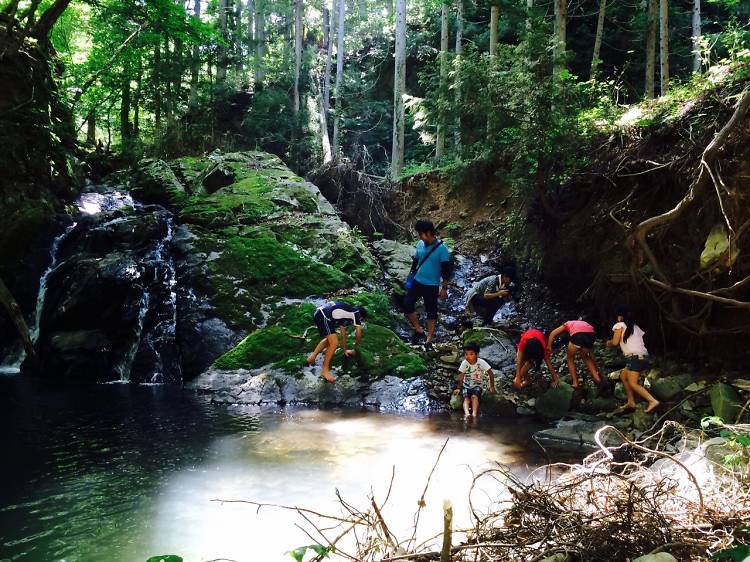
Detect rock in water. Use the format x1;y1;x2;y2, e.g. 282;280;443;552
535;382;574;419
649;374;692;402
632;553;677;562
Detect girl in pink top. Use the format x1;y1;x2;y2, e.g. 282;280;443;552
548;320;602;388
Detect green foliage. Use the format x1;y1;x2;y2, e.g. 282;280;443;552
146;556;183;562
287;544;335;562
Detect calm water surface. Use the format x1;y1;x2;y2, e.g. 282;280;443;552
0;376;551;562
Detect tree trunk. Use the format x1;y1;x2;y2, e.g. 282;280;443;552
31;0;72;39
645;0;657;98
189;0;201;108
86;112;96;145
323;3;333;114
120;75;131;143
254;2;265;88
154;41;162;133
692;0;701;72
553;0;567;78
391;0;406;177
319;89;332;163
0;278;37;365
659;0;669;95
293;0;303;114
454;0;463;156
133;54;142;136
235;0;244;75
217;0;228;83
435;0;448;160
590;0;606;79
165;38;175;130
246;0;254;82
489;5;499;57
332;0;345;160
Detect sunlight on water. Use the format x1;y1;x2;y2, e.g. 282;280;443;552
140;411;534;562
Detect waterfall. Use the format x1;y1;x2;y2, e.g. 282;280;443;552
30;223;77;345
115;292;150;382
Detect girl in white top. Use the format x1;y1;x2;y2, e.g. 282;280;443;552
606;306;660;414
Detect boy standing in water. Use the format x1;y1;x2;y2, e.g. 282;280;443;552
547;320;602;388
307;301;367;382
453;342;496;418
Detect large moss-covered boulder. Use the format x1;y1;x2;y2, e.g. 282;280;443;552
535;382;574;419
710;382;743;422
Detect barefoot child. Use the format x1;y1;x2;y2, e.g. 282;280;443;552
453;342;496;417
606;306;660;414
514;328;560;390
547;320;602;389
307;301;367;382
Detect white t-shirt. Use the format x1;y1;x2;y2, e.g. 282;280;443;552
459;358;492;389
612;322;648;356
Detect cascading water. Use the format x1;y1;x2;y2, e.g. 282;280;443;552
114;292;150;382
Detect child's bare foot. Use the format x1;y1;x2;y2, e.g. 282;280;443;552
645;401;660;414
306;354;317;366
321;370;337;383
613;404;636;414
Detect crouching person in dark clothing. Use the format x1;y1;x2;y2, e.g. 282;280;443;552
465;266;518;325
403;219;453;351
307;301;367;382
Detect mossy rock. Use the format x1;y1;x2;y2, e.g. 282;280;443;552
179;172;279;227
340;291;401;329
130;159;187;208
535;382;574;419
0;199;56;271
463;328;491;347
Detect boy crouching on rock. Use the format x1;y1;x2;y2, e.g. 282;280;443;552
453;342;496;418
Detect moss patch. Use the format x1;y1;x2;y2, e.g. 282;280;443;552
340;291;400;329
463;329;491;347
179;172;279;227
211;229;353;297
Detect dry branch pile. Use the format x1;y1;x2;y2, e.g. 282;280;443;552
217;424;750;561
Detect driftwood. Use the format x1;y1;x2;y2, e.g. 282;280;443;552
0;276;36;364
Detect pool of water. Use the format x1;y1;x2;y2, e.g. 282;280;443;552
0;376;552;562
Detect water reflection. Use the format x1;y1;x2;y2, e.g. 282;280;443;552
0;378;547;562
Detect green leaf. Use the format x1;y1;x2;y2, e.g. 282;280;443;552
146;556;183;562
710;544;750;561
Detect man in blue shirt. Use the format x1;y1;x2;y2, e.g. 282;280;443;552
403;219;452;351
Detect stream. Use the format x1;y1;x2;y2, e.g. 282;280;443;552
0;375;552;562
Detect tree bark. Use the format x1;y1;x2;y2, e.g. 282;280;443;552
659;0;669;96
254;2;265;88
217;0;228;83
154;41;162;133
189;0;201;108
246;0;254;81
692;0;701;72
120;74;131;143
332;0;345;159
165;38;175;130
133;53;142;136
86;112;96;145
590;0;606;79
235;0;244;75
293;0;303;114
0;278;37;365
31;0;72;39
454;0;463;156
391;0;406;177
435;0;448;160
645;0;657;98
553;0;567;78
323;3;333;114
487;4;499;142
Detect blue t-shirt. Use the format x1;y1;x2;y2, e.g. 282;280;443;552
413;240;451;286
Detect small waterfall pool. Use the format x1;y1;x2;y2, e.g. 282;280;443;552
0;376;554;562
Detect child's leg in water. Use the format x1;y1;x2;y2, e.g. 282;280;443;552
566;343;580;387
470;394;480;418
463;397;471;417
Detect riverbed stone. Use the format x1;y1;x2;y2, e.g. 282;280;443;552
371;238;414;281
535;382;574;419
632;553;677;562
462;328;516;369
710;382;743;422
649;374;692;402
533;419;615;452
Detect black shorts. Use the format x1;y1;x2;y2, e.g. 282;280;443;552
464;387;482;399
402;280;439;320
570;332;595;349
314;309;336;337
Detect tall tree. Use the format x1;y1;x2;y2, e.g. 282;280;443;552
217;0;229;82
254;0;265;87
692;0;701;72
454;0;463;156
391;0;406;176
189;0;201;108
435;0;449;160
120;72;132;143
234;0;244;75
293;0;303;114
659;0;669;95
332;0;345;159
590;0;606;79
645;0;657;98
489;4;499;57
323;1;334;114
154;40;162;133
553;0;567;78
246;0;254;81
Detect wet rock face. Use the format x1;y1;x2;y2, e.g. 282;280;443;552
31;206;181;383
